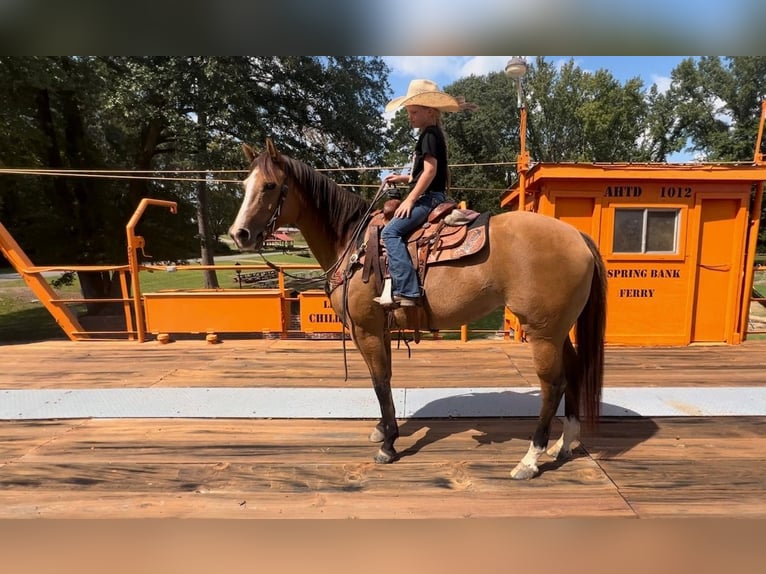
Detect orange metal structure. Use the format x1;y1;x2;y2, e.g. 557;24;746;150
501;100;766;346
0;198;346;342
0;221;90;340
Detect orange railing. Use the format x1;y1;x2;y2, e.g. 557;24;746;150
2;199;505;343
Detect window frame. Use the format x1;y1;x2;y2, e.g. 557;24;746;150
608;206;684;260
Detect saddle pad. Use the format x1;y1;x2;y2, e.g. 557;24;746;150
425;211;490;264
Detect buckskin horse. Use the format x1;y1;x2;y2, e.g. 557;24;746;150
229;139;606;479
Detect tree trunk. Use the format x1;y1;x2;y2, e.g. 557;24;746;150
194;110;219;289
35;88;72;216
196;177;219;288
129;116;166;204
77;270;125;315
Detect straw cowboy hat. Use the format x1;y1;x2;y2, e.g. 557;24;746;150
385;79;460;113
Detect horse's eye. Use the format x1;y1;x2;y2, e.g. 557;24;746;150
264;182;277;191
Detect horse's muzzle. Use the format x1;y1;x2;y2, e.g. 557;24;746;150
230;227;261;251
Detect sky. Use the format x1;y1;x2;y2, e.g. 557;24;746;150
383;56;688;100
382;56;694;161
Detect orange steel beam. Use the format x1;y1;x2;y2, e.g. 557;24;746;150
125;198;177;342
517;103;530;212
458;200;470;343
754;100;766;164
514;99;527;341
741;100;766;340
118;270;135;340
740;180;764;342
0;221;84;340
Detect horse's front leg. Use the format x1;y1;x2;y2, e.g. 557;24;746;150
354;327;398;463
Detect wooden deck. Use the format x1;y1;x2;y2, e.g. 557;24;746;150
1;338;765;518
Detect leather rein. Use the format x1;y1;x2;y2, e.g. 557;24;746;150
255;178;390;379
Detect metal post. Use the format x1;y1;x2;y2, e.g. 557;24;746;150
125;198;177;342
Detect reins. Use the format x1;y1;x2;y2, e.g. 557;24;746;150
329;181;389;380
255;179;390;380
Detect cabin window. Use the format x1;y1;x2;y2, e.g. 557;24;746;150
613;208;679;254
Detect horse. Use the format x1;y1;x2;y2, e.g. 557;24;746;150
229;139;607;479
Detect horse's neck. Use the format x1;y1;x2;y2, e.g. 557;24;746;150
290;174;366;272
297;211;356;272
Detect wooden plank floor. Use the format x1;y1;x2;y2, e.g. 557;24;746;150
0;338;765;518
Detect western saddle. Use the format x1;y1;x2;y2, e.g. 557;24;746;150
360;197;489;310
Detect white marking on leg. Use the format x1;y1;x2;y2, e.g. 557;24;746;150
548;416;581;459
548;435;564;458
520;442;545;469
561;416;581;452
511;442;544;479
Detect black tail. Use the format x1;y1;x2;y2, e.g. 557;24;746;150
576;232;607;428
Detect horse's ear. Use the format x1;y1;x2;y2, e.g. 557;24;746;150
242;143;257;164
266;138;280;162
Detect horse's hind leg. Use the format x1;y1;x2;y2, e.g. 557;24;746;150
354;327;398;464
546;338;581;460
511;338;567;480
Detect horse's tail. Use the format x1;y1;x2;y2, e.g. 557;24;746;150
576;232;607;428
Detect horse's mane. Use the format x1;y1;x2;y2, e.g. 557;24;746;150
256;153;370;243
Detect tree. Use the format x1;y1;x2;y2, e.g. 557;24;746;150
666;57;766;249
523;57;649;163
668;56;766;161
636;83;688;162
442;72;517;213
417;58;653;213
0;56;198;313
1;57;391;302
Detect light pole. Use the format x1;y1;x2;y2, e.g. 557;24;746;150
505;57;529;212
504;57;530;343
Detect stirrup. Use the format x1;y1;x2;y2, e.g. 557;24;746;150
374;278;395;306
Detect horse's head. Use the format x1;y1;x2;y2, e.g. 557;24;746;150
229;138;292;251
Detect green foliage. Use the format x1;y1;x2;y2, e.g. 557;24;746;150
669;56;766;161
0;56;390;272
666;56;766;250
438;58;655;212
523;57;650;163
443;72;517;213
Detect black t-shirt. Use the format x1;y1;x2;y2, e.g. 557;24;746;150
410;125;448;193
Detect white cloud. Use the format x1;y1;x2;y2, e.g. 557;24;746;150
385;56;514;85
384;56;468;83
651;74;672;94
459;56;511;78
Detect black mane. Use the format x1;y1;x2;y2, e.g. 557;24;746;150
258;153;370;243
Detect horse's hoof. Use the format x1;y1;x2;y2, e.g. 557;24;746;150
374;448;396;464
510;462;538;480
369;427;385;443
555;448;572;462
546;444;561;458
547;444;572;461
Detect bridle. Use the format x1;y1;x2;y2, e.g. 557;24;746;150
263;182;289;238
256;179;312;282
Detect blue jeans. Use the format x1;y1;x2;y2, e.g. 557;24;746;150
381;191;446;299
